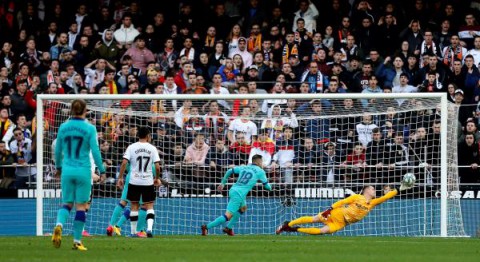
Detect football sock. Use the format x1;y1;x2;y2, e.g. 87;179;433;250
130;211;138;235
109;202;126;226
117;208;130;227
207;214;228;229
297;227;322;235
73;211;86;242
146;209;154;232
137;208;147;232
56;205;71;227
227;210;243;229
289;216;314;227
82;208;89;232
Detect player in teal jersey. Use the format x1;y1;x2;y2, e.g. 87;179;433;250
202;154;272;236
52;99;106;251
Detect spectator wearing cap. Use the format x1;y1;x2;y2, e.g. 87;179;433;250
454;89;475;125
121;35;155;74
244;64;260;82
229;37;252;69
114;13;140;48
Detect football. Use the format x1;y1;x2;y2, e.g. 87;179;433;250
403;173;416;186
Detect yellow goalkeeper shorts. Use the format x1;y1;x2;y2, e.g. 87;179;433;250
317;209;347;233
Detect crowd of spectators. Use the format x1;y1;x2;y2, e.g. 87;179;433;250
1;0;480;191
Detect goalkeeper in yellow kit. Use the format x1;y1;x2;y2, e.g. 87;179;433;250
276;183;412;235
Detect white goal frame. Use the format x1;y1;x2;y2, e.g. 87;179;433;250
35;93;450;236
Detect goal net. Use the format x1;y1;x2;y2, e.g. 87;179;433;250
36;93;466;237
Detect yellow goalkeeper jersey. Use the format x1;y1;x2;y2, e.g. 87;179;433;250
331;189;398;224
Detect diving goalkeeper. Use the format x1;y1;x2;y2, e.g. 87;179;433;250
276;183;413;235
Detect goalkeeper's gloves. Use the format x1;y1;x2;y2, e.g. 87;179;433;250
399;181;413;191
321;207;333;219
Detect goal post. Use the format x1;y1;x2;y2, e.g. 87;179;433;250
35;92;465;237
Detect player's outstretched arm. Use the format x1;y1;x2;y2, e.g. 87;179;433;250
371;186;398;207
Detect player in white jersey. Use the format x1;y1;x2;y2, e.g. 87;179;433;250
117;127;161;238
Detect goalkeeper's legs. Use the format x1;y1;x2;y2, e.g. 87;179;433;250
296;225;331;235
288;216;317;227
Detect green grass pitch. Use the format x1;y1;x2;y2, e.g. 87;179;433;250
0;235;479;262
